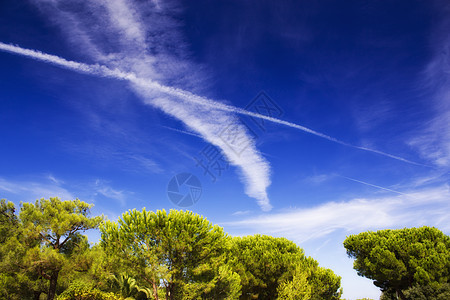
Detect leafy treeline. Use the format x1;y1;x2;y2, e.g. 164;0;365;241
0;198;342;300
344;227;450;300
2;197;449;300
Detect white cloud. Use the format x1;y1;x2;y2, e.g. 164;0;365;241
100;0;147;47
0;175;138;210
127;155;163;174
232;210;252;216
94;179;129;207
0;0;426;210
339;175;408;196
47;174;64;185
409;98;450;168
224;182;450;299
304;173;334;185
227;185;450;243
0;40;427;210
135;89;273;210
2;0;275;211
0;177;74;202
409;3;450;168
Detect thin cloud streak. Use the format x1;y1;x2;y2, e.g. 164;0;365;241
0;42;271;211
339;175;408;196
226;185;450;243
0;42;424;169
160;125;203;139
94;179;129;207
3;0;274;211
0;177;75;202
408;1;450;168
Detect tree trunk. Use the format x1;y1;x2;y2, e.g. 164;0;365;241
47;271;59;300
152;279;159;300
169;282;174;300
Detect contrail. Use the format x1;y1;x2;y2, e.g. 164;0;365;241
0;42;425;166
160;125;203;139
340;175;408;196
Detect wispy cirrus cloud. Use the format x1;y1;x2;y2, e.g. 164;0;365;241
0;41;273;210
0;176;74;202
0;175;136;213
226;184;450;243
232;210;252;216
2;38;430;210
12;0;273;211
409;1;450;168
0;0;427;210
94;179;130;207
339;175;408;196
0;39;428;210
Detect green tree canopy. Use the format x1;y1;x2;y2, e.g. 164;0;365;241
1;199;47;299
277;265;312;300
2;198;345;300
402;282;450;300
299;257;342;300
20;197;103;300
230;235;342;300
344;226;450;300
229;234;304;299
100;208;240;300
0;199;17;243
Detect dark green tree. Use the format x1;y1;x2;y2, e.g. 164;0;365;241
344;226;450;300
0;199;17;243
403;282;450;300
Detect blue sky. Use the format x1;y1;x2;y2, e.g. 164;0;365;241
1;0;449;298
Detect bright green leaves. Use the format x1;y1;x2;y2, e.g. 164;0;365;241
0;199;40;299
101;211;342;300
20;197;103;249
229;235;342;300
344;226;450;299
100;208;239;300
2;199;345;300
305;262;342;300
0;197;103;300
277;267;312;300
279;265;343;300
230;235;304;299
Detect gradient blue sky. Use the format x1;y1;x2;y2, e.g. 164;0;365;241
1;0;449;298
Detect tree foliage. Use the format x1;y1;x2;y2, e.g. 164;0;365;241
344;226;450;300
276;257;342;300
1;198;345;300
56;280;123;300
403;282;450;300
100;208;241;300
229;235;342;300
0;198;103;300
0;199;47;299
20;197;103;251
277;266;312;300
229;235;304;299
